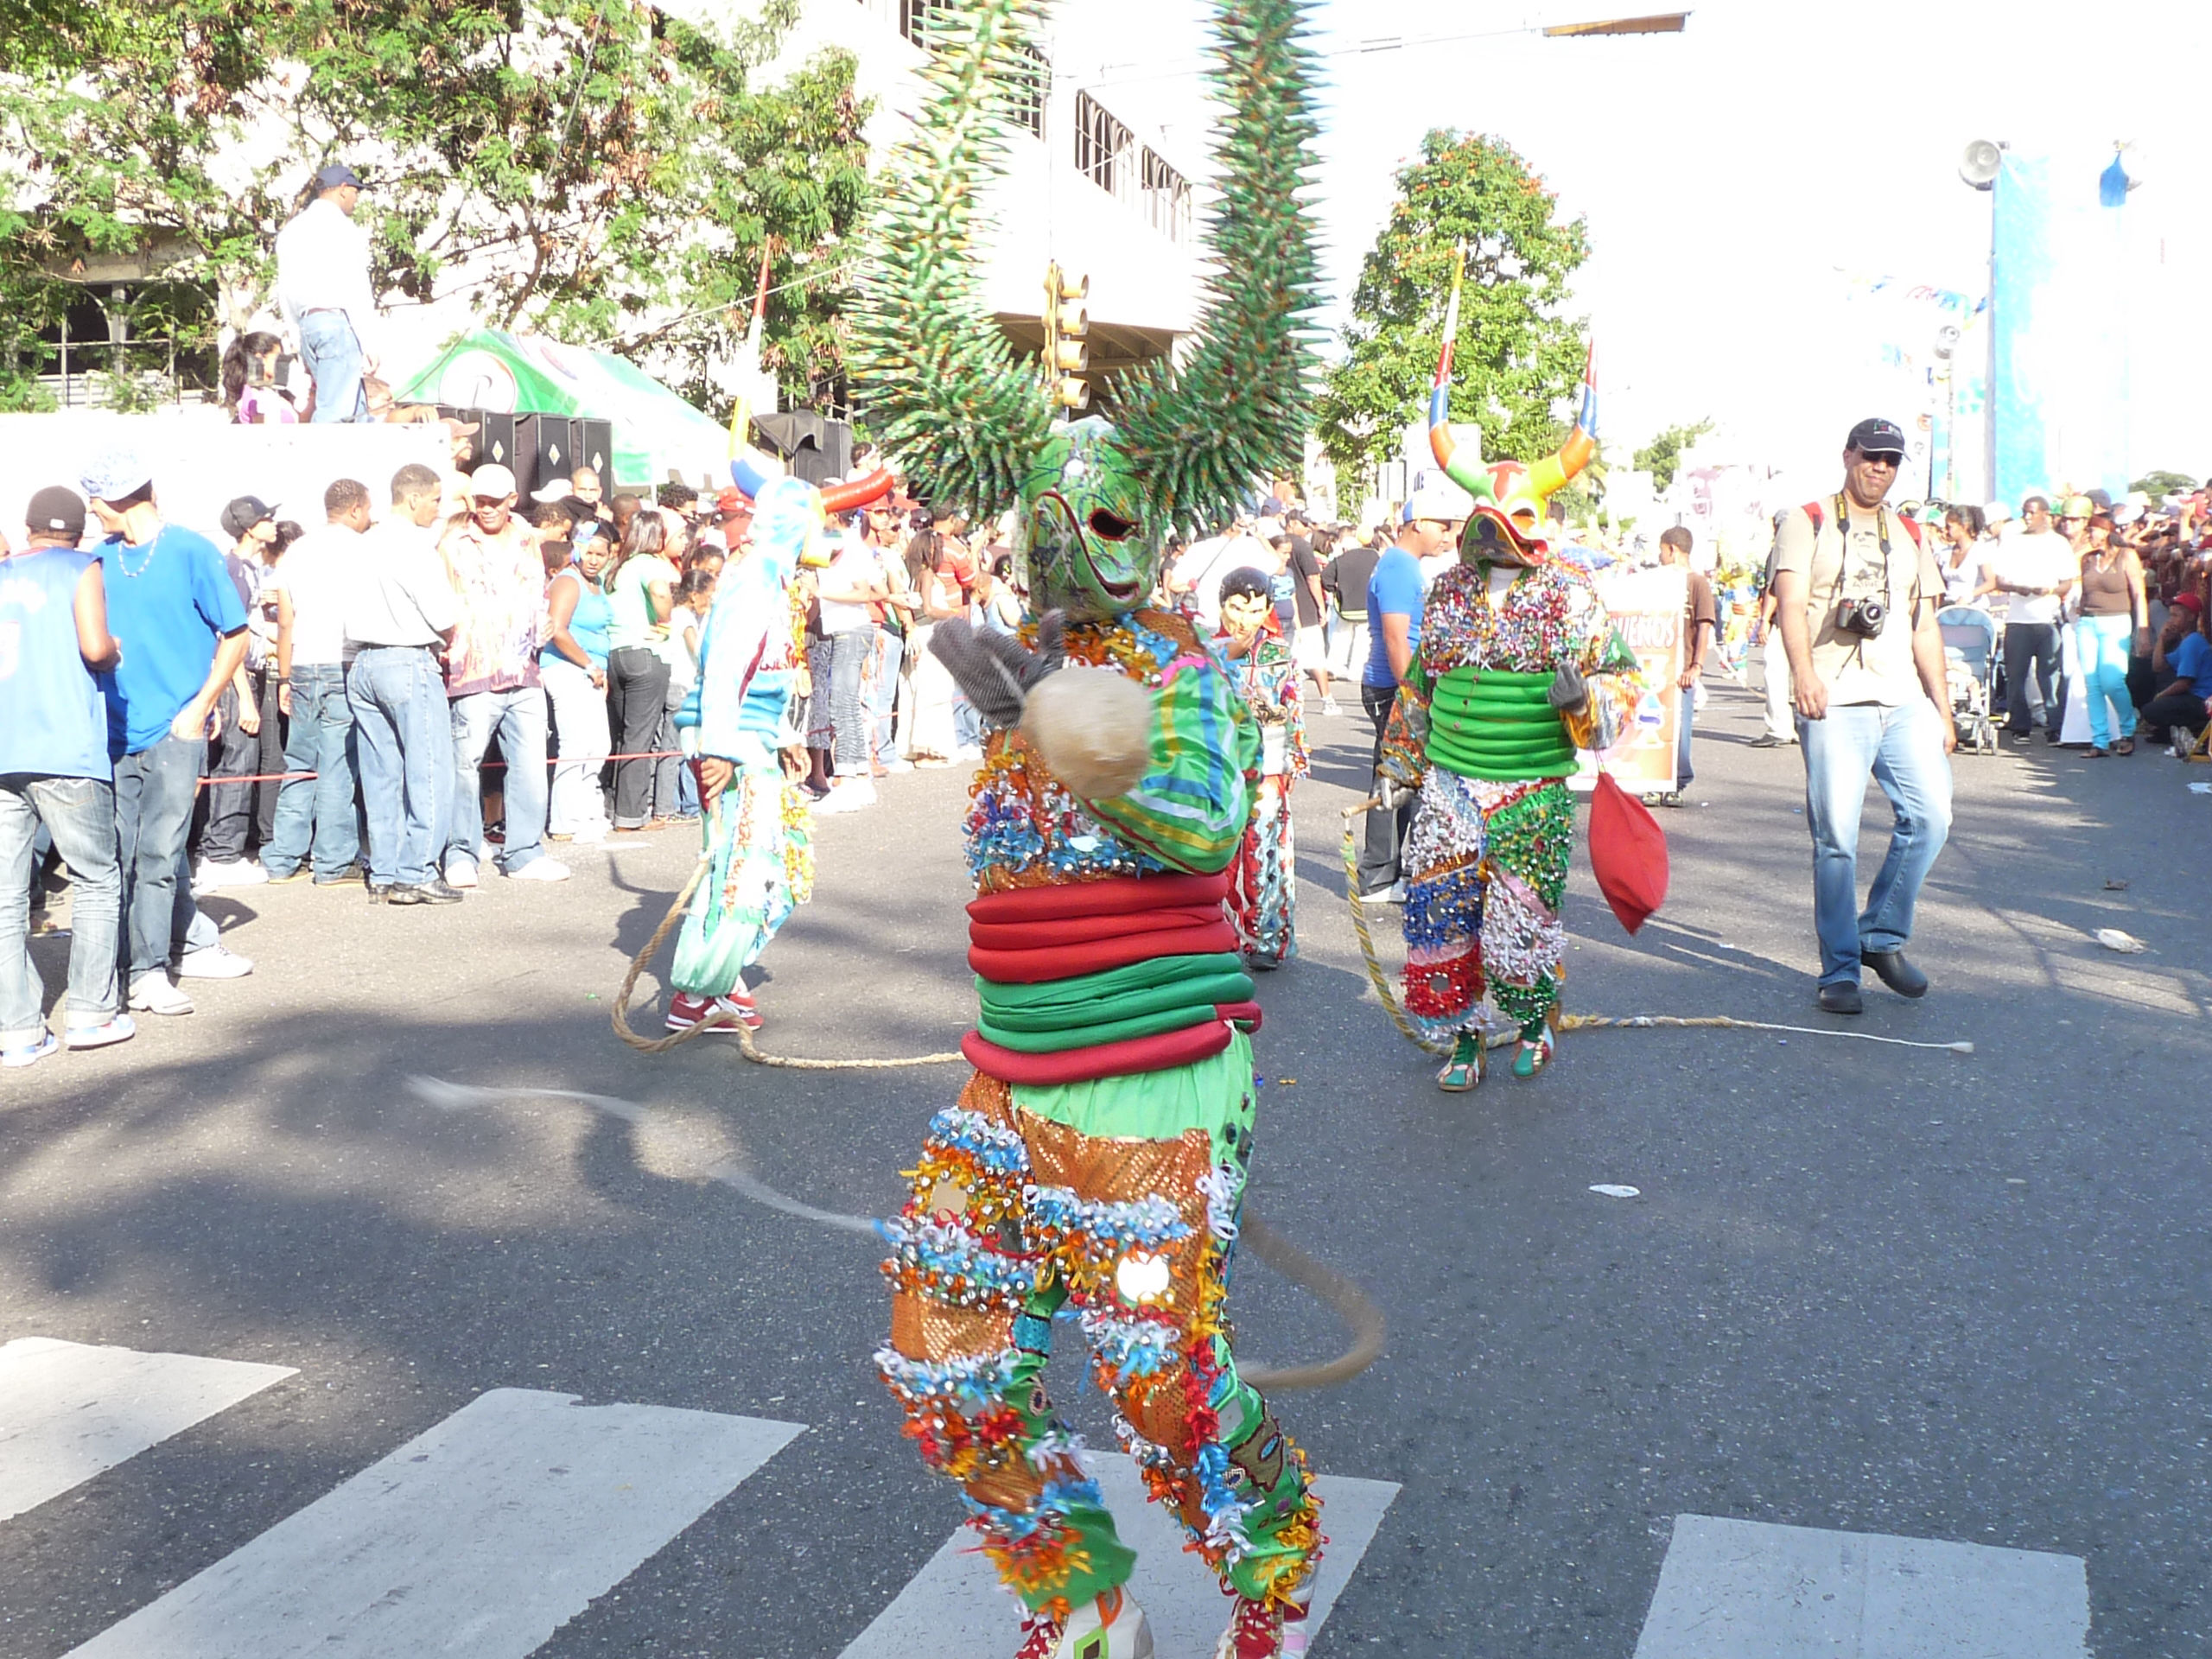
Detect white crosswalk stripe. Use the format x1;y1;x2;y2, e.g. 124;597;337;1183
57;1387;804;1659
1633;1514;2092;1659
0;1338;296;1522
840;1454;1401;1657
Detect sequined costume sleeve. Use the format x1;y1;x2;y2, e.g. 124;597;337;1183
1557;579;1644;754
1376;649;1433;789
1077;647;1259;874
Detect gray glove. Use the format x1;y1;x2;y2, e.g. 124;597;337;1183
1547;660;1588;714
1376;774;1418;813
928;611;1066;728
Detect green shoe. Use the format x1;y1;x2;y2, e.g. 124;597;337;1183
1437;1033;1484;1092
1510;1014;1555;1079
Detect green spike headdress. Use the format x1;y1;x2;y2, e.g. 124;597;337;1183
847;0;1323;620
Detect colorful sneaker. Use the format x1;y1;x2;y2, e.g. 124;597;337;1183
1214;1591;1309;1659
63;1014;136;1051
664;992;761;1033
1042;1588;1152;1658
2;1029;59;1068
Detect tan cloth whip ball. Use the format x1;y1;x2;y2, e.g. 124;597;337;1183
1020;666;1154;798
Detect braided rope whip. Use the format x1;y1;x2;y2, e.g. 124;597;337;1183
1338;799;1974;1057
609;853;966;1065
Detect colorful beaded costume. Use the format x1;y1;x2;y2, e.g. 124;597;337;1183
846;0;1325;1648
1376;256;1644;1084
671;474;874;1014
1220;623;1307;970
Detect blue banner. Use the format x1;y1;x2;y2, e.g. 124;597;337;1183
1991;150;2133;507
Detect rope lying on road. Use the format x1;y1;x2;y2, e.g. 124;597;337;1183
607;853;1384;1387
609;853;966;1065
1337;799;1975;1057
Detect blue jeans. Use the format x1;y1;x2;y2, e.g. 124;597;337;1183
2072;613;2137;747
829;629;872;778
264;664;359;880
871;630;906;766
1798;699;1953;985
0;775;122;1035
298;311;368;423
348;646;454;887
448;686;550;874
113;734;207;979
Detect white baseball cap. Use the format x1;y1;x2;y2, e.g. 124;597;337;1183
469;462;518;499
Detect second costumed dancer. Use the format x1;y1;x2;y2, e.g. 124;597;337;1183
664;467;893;1033
1376;254;1646;1091
846;1;1326;1655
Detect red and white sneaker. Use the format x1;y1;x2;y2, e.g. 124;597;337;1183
1214;1590;1310;1659
1017;1587;1153;1658
664;992;761;1033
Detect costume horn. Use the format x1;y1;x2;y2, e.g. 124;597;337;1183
1426;245;1494;502
1528;344;1598;500
819;467;898;513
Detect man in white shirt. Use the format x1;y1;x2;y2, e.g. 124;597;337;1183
346;463;463;904
1989;493;2075;742
274;162;378;424
262;479;371;884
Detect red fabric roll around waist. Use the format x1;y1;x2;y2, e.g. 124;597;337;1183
966;872;1236;983
963;1001;1262;1085
968;871;1229;925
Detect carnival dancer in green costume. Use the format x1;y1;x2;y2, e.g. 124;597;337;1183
849;3;1325;1655
1376;255;1645;1092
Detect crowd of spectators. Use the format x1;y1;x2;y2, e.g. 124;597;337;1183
1763;483;2212;759
0;445;1037;1066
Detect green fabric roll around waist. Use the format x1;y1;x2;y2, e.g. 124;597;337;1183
975;952;1255;1053
1425;666;1575;780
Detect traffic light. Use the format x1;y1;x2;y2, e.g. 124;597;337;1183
1041;263;1090;412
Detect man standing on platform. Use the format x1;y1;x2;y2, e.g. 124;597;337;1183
275;162;379;424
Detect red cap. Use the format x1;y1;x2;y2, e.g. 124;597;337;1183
715;486;747;515
2172;592;2203;614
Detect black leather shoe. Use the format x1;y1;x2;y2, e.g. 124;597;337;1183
1817;980;1864;1015
1861;948;1929;998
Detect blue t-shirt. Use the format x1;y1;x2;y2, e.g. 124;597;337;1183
97;524;247;756
2170;632;2212;698
0;549;111;780
1361;545;1426;688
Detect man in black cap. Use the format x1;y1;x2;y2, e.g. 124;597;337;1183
194;495;282;888
1770;417;1956;1015
275;162;377;423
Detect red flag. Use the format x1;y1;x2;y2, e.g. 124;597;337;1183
1588;771;1669;934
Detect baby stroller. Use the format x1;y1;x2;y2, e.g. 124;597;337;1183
1937;606;1999;754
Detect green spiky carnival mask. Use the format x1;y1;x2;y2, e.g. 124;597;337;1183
1017;417;1160;619
845;0;1319;623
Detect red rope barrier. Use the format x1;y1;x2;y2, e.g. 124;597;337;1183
194;751;687;790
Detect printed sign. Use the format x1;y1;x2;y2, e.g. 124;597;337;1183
1571;564;1686;795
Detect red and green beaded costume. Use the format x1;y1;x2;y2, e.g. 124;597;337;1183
846;0;1326;1647
1376;256;1643;1086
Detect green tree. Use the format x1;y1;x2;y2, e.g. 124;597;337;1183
0;0;871;411
1317;130;1590;480
1633;419;1714;494
2132;468;2199;499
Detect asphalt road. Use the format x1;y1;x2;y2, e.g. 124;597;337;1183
1;672;2206;1656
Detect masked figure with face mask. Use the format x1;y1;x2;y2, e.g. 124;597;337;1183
1376;253;1645;1093
843;3;1325;1655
